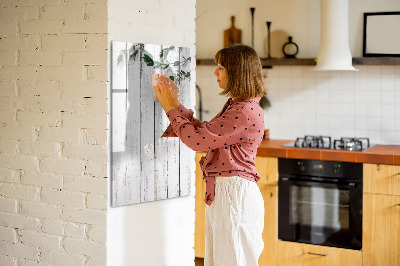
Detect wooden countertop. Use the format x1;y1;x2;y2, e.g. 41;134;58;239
257;139;400;165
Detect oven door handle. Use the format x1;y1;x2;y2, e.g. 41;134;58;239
280;177;357;189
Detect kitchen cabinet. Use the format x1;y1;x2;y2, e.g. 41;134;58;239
195;156;400;265
258;184;278;266
194;154;279;265
254;156;278;186
363;193;400;266
195;152;207;258
363;163;400;196
255;156;278;266
276;241;362;266
363;163;400;266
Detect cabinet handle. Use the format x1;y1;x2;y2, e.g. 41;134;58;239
307;252;328;256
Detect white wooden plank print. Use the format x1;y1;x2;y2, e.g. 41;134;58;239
178;47;192;197
111;41;193;207
125;42;141;205
164;45;180;199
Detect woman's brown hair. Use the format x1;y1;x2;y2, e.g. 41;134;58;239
214;44;266;99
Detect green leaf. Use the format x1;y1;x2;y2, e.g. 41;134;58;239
181;57;191;66
133;49;138;57
162;64;170;69
129;45;134;54
184;71;191;77
168;46;175;50
162;48;169;58
169;76;175;81
143;54;154;66
117;54;123;64
173;61;180;66
154;61;161;68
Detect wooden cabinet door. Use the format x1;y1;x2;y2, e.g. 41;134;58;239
195;152;207;258
259;185;278;266
364;164;400;196
276;241;362;266
255;156;278;186
363;193;400;266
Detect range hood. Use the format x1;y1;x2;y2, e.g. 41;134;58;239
314;0;358;71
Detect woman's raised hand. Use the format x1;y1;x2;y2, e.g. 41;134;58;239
160;75;180;108
153;76;175;114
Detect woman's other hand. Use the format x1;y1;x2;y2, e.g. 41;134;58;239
160;74;180;108
153;78;175;113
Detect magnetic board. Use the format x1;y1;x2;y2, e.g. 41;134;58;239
110;41;192;207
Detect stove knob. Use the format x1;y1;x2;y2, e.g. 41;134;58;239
334;164;341;174
298;161;305;171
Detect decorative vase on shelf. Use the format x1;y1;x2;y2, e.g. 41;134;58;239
282;36;299;58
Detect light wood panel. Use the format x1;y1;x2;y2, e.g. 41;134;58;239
276;241;362;266
364;164;400;196
255;156;278;186
259;185;278;266
195;152;207;258
363;193;400;266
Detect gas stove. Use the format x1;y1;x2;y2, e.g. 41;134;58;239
283;135;373;151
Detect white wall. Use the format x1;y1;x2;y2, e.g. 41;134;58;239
196;0;400;58
107;1;197;266
196;0;400;145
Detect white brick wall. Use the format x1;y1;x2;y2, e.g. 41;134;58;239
0;0;108;265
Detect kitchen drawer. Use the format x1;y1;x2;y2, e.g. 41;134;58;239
364;164;400;196
255;156;278;186
276;241;362;266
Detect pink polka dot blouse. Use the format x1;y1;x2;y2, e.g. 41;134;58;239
162;97;265;205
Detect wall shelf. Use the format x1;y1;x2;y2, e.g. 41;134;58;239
196;57;400;67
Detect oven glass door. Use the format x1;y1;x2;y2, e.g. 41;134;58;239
278;177;362;250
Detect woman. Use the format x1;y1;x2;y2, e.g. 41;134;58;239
154;44;266;266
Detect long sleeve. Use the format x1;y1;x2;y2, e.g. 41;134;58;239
165;105;249;152
161;103;203;138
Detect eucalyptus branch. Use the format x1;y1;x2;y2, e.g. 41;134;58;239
116;45;191;83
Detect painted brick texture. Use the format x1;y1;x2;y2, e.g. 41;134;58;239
0;0;108;264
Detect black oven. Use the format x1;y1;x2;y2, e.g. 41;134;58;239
278;158;363;250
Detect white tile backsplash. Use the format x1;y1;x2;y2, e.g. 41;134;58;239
195;65;400;144
382;105;395;118
382;90;395;104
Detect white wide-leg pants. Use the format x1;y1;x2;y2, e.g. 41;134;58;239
205;176;265;266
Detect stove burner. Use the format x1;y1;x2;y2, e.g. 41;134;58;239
285;136;372;151
295;135;332;149
333;137;370;151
